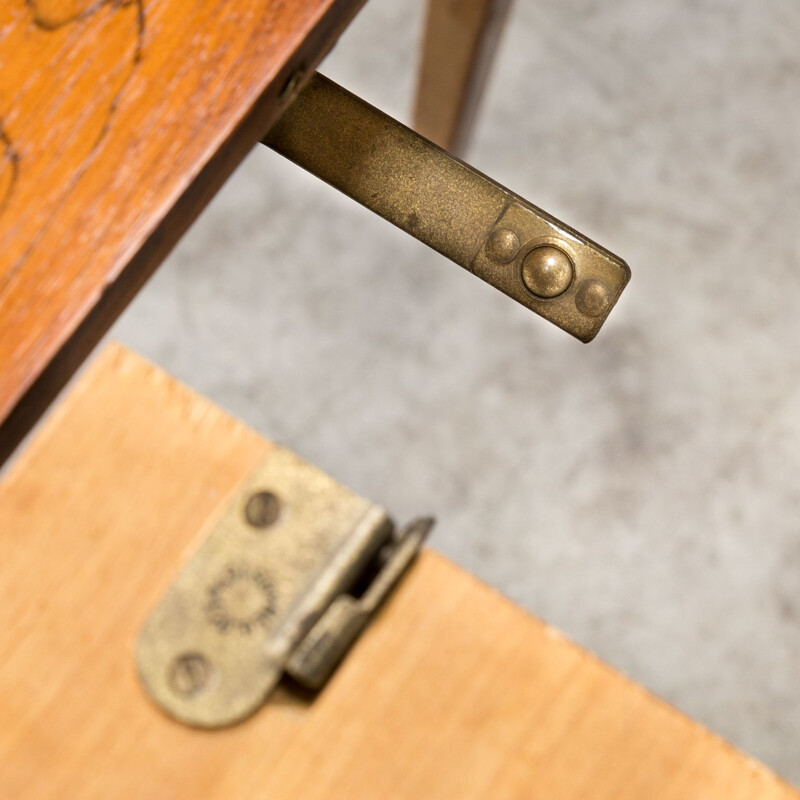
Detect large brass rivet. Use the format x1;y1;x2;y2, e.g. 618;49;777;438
244;491;281;529
575;279;611;317
521;246;573;298
485;228;520;263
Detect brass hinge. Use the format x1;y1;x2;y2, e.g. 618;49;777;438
263;73;630;343
137;446;432;728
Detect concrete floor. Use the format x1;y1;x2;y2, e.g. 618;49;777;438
113;0;800;781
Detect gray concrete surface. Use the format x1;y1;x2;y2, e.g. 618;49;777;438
112;0;800;781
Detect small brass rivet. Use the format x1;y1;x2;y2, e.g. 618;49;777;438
280;68;305;101
521;246;573;298
169;653;211;697
245;491;281;529
575;279;611;317
485;228;520;263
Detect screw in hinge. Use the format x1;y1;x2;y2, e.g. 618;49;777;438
168;652;212;697
244;490;281;529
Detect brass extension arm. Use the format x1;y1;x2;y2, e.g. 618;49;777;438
264;73;629;342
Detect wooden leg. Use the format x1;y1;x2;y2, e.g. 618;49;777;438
413;0;512;155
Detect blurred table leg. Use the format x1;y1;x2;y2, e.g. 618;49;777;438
413;0;512;155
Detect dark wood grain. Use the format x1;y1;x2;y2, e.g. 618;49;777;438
0;0;366;463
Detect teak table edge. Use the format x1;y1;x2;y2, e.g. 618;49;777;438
0;0;367;466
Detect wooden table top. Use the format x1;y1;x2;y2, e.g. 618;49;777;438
0;0;365;461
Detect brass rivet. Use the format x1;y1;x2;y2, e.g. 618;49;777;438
575;279;611;317
169;653;212;697
485;228;520;263
521;246;573;298
244;491;281;529
279;68;305;101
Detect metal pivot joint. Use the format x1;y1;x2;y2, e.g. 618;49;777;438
264;73;630;342
137;445;432;728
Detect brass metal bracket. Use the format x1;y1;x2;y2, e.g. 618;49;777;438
137;445;432;728
264;73;630;342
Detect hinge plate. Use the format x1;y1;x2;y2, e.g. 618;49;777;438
137;445;431;728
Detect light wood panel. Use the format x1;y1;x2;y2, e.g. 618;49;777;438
0;343;796;799
414;0;512;154
0;0;366;464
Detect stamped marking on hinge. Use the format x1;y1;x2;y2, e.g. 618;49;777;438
137;446;432;728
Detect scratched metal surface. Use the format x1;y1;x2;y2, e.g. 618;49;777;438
112;0;800;782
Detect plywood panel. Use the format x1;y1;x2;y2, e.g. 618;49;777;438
0;344;795;799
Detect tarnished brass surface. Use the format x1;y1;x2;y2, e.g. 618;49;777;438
285;517;432;689
137;445;431;728
264;73;630;342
